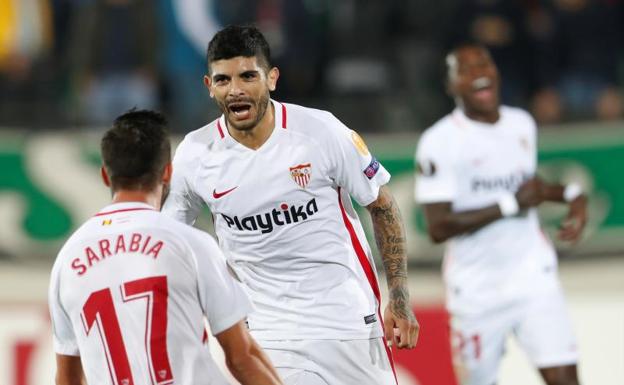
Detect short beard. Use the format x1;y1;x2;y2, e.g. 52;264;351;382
222;92;270;132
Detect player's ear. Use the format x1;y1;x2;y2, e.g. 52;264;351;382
101;166;111;187
162;162;173;184
444;53;458;97
203;75;214;98
267;67;279;92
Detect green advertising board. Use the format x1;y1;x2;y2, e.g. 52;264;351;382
0;124;621;263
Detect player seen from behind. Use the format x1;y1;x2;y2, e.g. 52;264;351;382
49;110;283;385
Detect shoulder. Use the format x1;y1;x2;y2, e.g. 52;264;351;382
417;113;457;153
500;105;537;131
174;119;221;163
282;102;347;138
171;119;221;182
51;218;97;277
56;218;96;259
155;213;219;251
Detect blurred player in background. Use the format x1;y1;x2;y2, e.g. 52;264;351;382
48;110;282;385
414;43;587;385
163;25;419;385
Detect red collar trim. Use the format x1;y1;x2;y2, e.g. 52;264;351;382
94;207;153;217
216;119;225;138
280;103;287;129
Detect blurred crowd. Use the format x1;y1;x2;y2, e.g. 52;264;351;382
0;0;623;132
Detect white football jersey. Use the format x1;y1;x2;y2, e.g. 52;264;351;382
415;107;558;316
163;100;391;340
49;202;253;385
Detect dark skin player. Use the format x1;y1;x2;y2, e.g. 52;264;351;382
422;44;587;385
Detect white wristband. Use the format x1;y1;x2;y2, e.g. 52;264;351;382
497;193;519;217
563;183;583;202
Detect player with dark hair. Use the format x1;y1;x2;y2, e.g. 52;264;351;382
49;109;283;385
415;43;587;385
206;25;272;73
163;25;419;385
99;110;172;191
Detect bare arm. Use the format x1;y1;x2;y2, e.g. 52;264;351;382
539;181;588;241
366;185;419;349
216;321;283;385
423;177;587;243
55;354;85;385
422;177;547;243
422;202;503;243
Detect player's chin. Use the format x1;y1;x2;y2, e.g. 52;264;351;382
470;99;499;115
227;115;256;131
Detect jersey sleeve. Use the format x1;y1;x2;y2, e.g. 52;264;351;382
162;140;204;225
414;129;458;204
525;110;539;172
48;262;80;356
323;115;391;206
189;231;253;335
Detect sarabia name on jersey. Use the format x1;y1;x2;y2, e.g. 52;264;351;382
71;232;164;276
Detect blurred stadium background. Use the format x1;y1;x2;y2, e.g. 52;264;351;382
0;0;623;384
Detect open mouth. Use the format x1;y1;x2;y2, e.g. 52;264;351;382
472;77;492;91
471;77;495;101
228;102;253;119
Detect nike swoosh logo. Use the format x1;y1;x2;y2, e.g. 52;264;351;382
213;186;238;199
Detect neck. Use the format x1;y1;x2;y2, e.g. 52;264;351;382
229;102;275;150
463;107;500;124
111;189;161;210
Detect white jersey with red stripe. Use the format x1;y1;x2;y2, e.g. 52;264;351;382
162;99;391;341
48;202;253;385
415;106;559;316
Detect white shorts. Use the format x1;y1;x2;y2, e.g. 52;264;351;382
451;284;578;385
258;338;397;385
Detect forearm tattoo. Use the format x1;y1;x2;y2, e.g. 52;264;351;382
368;188;413;319
389;286;415;320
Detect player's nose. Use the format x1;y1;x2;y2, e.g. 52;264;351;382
228;78;246;96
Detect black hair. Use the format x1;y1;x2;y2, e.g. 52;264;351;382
206;25;272;73
101;109;171;191
444;40;491;83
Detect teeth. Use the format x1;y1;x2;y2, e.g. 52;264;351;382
472;77;491;90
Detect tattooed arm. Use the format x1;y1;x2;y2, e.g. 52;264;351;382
366;185;420;349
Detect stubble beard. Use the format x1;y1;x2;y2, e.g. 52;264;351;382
220;92;270;132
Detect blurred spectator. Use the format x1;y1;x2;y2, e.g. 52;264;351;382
69;0;159;126
385;0;457;129
158;0;222;132
1;1;623;131
529;0;624;123
0;0;53;126
261;0;328;101
446;0;534;109
320;1;394;131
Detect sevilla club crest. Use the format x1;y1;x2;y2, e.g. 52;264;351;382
290;163;312;188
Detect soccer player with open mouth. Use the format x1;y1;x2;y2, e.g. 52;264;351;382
415;43;587;385
163;25;419;385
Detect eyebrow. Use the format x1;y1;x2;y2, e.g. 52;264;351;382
240;70;260;77
212;73;230;81
212;69;260;81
